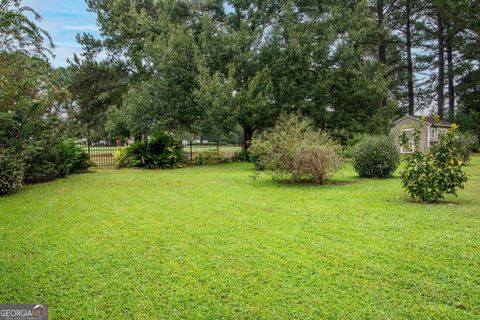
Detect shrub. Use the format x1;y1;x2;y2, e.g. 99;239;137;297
194;151;230;165
0;148;24;195
23;139;92;183
460;133;478;152
458;132;479;158
23;140;61;183
113;147;131;168
352;135;399;178
400;123;468;203
57;139;92;176
22;139;92;183
250;114;341;184
231;150;249;162
431;132;477;164
114;131;185;169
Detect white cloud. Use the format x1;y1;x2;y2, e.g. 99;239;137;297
63;25;99;31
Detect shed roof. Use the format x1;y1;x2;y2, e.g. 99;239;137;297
394;115;453;127
419;116;452;127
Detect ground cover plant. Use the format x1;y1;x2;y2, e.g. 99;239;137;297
1;156;479;319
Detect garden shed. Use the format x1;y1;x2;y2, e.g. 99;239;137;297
390;115;453;154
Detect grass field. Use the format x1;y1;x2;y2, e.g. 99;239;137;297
0;156;479;319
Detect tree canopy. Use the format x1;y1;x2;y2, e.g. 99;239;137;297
3;0;480;147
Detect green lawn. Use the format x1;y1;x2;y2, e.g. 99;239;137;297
1;156;479;319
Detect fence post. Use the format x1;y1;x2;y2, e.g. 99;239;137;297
190;141;193;162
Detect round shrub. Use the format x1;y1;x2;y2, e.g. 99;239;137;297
0;148;24;195
352;135;399;178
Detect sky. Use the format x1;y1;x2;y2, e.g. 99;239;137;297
24;0;100;67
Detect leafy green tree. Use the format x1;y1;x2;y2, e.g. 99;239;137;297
0;0;53;58
0;0;83;191
67;34;129;142
79;0;480;147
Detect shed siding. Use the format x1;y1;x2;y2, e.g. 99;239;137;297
390;117;430;153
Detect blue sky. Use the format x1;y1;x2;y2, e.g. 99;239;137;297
24;0;100;67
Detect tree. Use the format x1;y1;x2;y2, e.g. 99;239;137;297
0;0;53;58
0;0;59;142
77;0;480;147
435;2;446;119
67;59;128;141
455;0;480;137
0;0;80;187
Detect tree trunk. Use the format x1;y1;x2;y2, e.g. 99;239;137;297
436;13;445;119
377;0;386;65
242;126;254;152
406;0;415;115
377;0;387;110
446;27;455;120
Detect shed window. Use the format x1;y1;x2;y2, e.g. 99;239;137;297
430;128;438;141
430;127;447;143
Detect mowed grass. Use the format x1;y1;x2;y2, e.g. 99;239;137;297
0;156;479;319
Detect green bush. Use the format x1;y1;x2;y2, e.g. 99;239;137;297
22;139;92;183
0;148;24;195
23;140;61;183
431;132;477;164
231;150;249;162
400;124;468;203
114;131;185;169
57;139;92;176
194;151;230;165
0;114;24;194
113;147;131;168
250;114;341;184
352;135;399;178
459;132;479;155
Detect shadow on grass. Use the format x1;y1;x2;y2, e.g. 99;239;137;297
399;194;466;206
274;179;357;187
250;173;358;189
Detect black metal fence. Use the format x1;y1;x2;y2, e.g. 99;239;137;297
81;144;118;169
81;143;242;169
183;142;242;162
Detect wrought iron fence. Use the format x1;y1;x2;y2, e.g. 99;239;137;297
81;142;242;169
81;144;118;169
183;142;242;162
